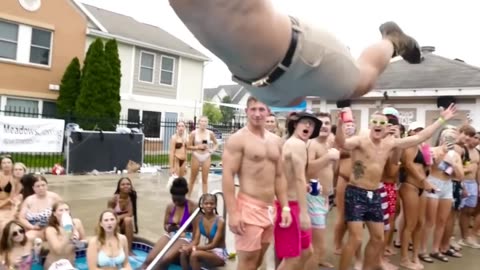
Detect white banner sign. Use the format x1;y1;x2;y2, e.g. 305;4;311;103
0;116;65;153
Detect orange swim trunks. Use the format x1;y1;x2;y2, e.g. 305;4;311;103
234;193;276;252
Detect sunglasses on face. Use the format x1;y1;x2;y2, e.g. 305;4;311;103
370;119;387;126
11;228;25;237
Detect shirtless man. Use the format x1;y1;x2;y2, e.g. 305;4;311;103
222;96;292;270
169;0;422;107
274;111;321;270
457;125;480;248
336;105;456;270
304;112;339;269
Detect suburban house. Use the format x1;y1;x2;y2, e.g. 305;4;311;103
205;46;480;133
81;3;210;140
0;0;87;116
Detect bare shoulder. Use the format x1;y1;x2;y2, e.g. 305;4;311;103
118;233;127;243
266;132;283;146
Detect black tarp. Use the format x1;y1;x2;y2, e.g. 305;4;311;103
67;131;143;174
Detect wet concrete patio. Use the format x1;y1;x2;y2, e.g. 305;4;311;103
47;172;480;270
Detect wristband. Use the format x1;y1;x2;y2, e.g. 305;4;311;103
438;117;446;125
282;206;291;213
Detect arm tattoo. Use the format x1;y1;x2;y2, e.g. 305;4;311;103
353;160;366;180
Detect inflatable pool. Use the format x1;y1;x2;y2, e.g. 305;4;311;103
30;237;154;270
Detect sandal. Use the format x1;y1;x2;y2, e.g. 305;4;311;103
450;244;462;252
443;248;462;258
418;254;434;263
430;252;449;262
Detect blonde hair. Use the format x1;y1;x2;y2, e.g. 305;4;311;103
13;162;27;173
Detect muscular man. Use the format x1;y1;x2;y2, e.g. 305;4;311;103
222;96;292;270
304;112;339;269
335;105;456;270
170;0;421;107
274;111;321;270
457;125;480;248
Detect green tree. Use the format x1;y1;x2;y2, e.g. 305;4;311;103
57;57;81;118
220;95;235;124
104;39;122;126
203;103;222;124
75;38;113;130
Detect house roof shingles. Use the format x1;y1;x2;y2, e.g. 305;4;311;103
375;52;480;90
83;4;208;60
204;85;246;102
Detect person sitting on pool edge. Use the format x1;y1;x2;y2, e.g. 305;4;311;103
87;209;131;270
140;177;197;269
179;193;228;270
108;177;138;254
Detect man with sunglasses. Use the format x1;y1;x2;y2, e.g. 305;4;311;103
169;0;422;108
335;104;456;270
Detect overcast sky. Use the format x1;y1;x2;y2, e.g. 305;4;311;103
80;0;480;88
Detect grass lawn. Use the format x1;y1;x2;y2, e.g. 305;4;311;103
5;153;222;169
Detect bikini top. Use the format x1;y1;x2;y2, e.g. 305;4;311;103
0;181;12;193
413;148;427;167
97;248;125;268
194;131;210;146
175;135;186;149
199;216;219;239
26;207;52;227
169;201;193;231
114;195;129;215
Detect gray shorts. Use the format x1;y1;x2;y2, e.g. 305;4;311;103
426;176;453;200
235;17;359;107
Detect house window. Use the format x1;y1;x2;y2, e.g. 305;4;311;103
127;109;140;129
0;21;18;60
42;101;57;117
0;20;52;66
5;98;39;117
160;56;175;86
139;51;155;83
142;110;161;137
30;28;52;65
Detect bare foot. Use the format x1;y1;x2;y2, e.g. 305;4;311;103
414;261;425;270
400;259;419;270
334;248;342;255
319;261;334;268
382;260;399;270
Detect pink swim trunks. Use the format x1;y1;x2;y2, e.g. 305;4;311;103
274;201;312;259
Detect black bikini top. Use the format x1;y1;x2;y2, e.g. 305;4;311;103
175;142;183;149
413;148;427;167
0;181;12;193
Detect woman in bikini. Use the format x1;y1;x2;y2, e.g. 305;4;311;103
421;127;464;264
180;193;227;270
0;155;17;228
187;116;218;198
108;177;138;253
399;124;436;269
141;177;196;269
18;176;62;240
169;121;188;178
87;210;131;270
0;220;37;270
44;201;86;269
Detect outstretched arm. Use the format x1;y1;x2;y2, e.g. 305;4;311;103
275;144;289;212
335;119;361;151
395;104;457;149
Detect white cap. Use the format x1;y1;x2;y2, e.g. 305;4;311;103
408;121;424;131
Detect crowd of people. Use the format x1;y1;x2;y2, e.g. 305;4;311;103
215;95;480;270
0;157;144;270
